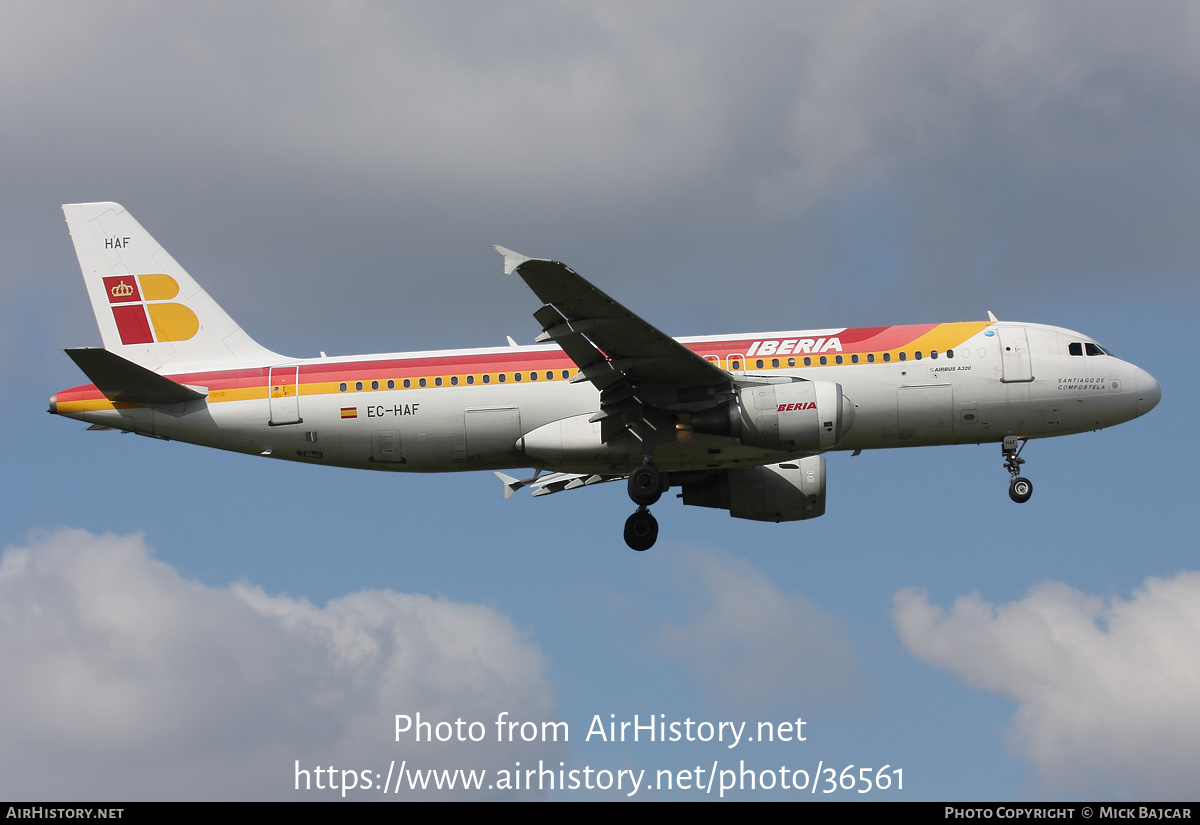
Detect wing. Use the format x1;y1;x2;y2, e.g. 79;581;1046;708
495;247;734;445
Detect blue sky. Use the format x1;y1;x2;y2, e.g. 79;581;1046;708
1;1;1197;800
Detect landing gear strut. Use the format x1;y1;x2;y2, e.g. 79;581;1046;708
625;459;664;550
1002;436;1033;504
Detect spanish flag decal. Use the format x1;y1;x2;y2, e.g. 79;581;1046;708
340;407;357;419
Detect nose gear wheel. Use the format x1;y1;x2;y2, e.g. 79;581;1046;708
1002;436;1032;504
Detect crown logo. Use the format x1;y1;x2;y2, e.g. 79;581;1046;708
110;281;134;298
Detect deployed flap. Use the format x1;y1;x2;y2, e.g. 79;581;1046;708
495;470;624;498
65;347;207;405
496;248;730;391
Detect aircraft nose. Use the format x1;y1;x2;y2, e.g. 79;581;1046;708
1134;368;1161;417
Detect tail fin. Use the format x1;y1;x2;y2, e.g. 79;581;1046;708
62;202;280;372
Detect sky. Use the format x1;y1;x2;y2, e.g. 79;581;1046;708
1;1;1197;801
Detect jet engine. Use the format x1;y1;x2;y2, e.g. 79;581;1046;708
681;457;826;522
691;380;853;452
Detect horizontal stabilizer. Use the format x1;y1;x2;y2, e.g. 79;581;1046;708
66;348;207;405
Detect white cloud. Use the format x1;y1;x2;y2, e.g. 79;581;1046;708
0;529;560;800
894;574;1200;798
658;549;858;709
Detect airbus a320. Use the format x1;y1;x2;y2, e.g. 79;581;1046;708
51;203;1162;550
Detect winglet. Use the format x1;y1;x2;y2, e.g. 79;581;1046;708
493;245;532;275
495;472;522;499
987;310;999;322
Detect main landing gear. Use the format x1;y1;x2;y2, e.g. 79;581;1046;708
1003;435;1033;504
624;508;658;552
625;459;664;551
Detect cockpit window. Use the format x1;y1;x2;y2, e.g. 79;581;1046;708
1068;342;1083;356
1085;342;1107;356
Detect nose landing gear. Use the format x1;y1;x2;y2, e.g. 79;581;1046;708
1003;436;1033;503
625;459;664;550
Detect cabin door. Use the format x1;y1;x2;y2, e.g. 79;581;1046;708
268;366;302;425
997;327;1034;383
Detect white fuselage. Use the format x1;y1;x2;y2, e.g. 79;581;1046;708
54;321;1159;477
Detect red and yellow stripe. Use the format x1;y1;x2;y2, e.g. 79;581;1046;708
52;322;993;414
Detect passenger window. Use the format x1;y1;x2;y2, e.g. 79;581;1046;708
546;371;553;380
931;350;938;360
899;352;906;362
819;356;828;365
883;353;891;362
371;380;379;390
914;351;922;360
514;372;521;382
499;374;506;383
339;382;347;392
387;379;395;389
483;375;491;384
756;359;764;368
804;357;812;366
530;371;537;381
467;375;475;385
434;377;442;387
945;350;954;360
772;358;779;368
451;376;458;386
355;381;363;391
403;379;411;389
867;353;875;363
418;378;426;388
562;370;570;379
835;355;843;365
787;357;796;367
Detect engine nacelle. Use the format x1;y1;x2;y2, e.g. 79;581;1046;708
692;380;852;452
681;456;826;522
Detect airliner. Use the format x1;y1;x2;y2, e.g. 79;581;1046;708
51;203;1161;550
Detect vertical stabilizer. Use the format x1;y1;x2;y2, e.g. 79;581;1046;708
62;202;281;372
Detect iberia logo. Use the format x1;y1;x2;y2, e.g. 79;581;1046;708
103;274;199;345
